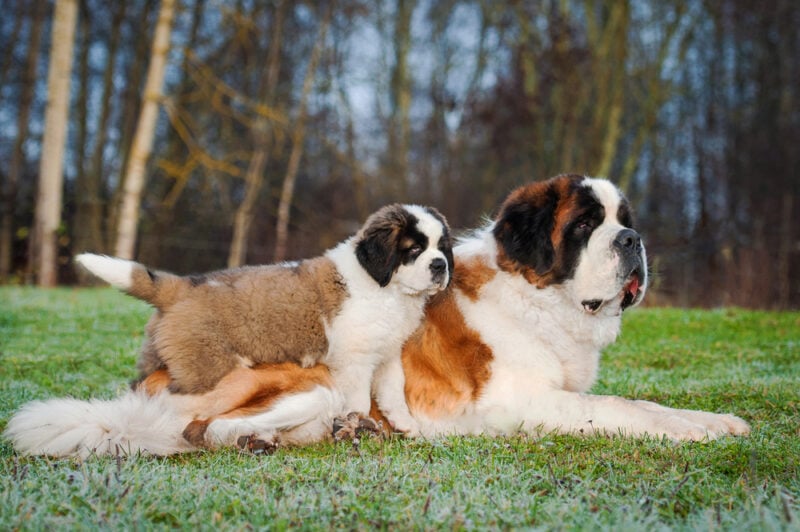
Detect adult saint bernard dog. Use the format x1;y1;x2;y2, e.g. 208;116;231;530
6;175;749;458
5;204;453;458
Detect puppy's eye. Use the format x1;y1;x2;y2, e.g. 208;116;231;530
407;244;423;256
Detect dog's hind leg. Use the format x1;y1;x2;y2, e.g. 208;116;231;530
193;384;345;449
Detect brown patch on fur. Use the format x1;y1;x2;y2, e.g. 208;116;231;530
131;256;348;394
135;369;172;396
205;363;333;420
454;256;496;301
401;290;493;418
494;174;584;288
168;362;334;446
368;400;394;436
183;419;211;447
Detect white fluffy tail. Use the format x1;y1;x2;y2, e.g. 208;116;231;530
4;391;196;459
75;253;136;290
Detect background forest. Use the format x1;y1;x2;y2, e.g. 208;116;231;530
0;0;797;308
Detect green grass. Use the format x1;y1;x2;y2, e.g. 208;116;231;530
1;287;798;530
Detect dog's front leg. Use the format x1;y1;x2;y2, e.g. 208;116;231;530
511;390;750;441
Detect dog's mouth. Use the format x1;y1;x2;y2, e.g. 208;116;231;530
581;269;643;315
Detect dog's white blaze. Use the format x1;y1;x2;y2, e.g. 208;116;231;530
582;177;620;221
75;253;134;290
403;204;444;245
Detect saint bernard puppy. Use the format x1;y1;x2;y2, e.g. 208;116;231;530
163;174;750;448
5;204;453;458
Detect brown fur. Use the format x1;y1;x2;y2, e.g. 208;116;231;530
452;256;496;301
138;363;334;446
400;262;494;418
495;174;585;287
185;363;333;446
135;256;348;394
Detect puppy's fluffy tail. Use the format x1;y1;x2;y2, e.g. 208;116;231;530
4;391;195;459
75;253;186;309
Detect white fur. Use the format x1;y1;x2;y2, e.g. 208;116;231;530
75;254;135;290
321;204;449;419
4;391;194;459
325;241;430;415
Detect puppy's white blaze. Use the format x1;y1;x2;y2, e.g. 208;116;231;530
403;204;444;244
75;253;135;290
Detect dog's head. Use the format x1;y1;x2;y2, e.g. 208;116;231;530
355;204;453;295
492;174;647;315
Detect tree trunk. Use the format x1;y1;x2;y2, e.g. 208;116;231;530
114;0;176;260
273;6;331;262
72;1;93;257
386;0;416;199
33;0;79;286
0;0;45;282
227;0;286;268
107;0;155;252
81;1;126;256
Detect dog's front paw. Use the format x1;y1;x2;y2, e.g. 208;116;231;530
332;412;382;443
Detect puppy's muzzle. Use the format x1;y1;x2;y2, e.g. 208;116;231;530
430;257;448;286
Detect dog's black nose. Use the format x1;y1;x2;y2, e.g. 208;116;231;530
613;229;642;251
430;258;447;275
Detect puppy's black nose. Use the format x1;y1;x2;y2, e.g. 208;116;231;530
430;258;447;275
613;228;642;251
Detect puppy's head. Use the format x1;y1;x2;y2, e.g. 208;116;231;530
355;204;453;295
492;174;647;315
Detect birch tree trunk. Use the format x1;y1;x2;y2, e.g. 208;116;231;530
114;0;175;260
273;6;331;262
33;0;78;287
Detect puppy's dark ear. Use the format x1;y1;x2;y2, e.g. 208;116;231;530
493;187;557;275
423;206;455;286
355;205;407;287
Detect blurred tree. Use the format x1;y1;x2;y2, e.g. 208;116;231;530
114;0;175;259
33;0;78;286
1;0;46;282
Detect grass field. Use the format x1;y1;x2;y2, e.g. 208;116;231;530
1;287;798;530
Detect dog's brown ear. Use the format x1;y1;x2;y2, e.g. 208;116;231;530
492;184;558;276
355;205;408;287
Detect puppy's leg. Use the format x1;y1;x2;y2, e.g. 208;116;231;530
372;355;420;436
328;360;375;415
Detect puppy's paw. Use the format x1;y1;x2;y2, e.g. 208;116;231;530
332;412;382;443
236;434;279;456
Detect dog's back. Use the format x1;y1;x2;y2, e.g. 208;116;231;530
78;254;349;393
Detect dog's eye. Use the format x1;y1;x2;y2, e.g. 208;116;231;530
574;218;596;233
407;244;423;257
